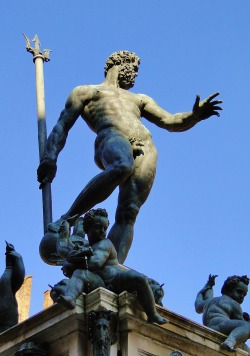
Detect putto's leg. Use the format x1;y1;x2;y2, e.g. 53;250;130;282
113;271;168;325
220;322;250;352
56;270;86;309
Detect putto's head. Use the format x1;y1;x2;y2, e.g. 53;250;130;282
83;209;109;232
104;50;140;89
83;209;109;243
221;275;249;304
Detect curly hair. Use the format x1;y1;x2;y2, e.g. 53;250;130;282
221;275;249;295
104;50;140;77
83;209;109;233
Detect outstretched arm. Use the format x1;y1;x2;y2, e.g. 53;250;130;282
195;274;218;314
37;86;86;189
141;93;222;132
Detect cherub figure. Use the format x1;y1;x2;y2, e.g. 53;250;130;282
50;217;106;305
52;208;167;325
195;274;250;353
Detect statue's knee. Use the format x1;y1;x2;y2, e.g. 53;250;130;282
117;203;140;223
127;203;140;220
113;162;134;180
132;272;147;286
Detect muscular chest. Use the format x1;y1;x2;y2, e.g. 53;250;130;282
92;87;142;111
82;86;147;135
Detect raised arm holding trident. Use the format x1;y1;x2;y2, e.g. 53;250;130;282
36;50;222;264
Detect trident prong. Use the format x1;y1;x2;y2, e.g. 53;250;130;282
32;34;41;49
23;33;51;62
43;49;52;62
23;33;31;49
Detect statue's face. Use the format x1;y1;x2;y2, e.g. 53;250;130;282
227;281;248;304
118;62;139;89
87;217;109;244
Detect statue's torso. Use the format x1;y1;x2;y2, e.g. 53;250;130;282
81;85;152;142
203;295;244;327
90;238;120;284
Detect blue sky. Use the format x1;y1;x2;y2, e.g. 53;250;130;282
1;0;250;327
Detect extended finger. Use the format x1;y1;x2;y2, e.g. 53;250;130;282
211;275;218;279
211;100;223;105
207;92;220;102
39;177;49;189
212;106;223;111
212;110;220;117
195;94;200;104
193;94;200;110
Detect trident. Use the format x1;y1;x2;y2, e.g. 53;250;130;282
23;34;52;234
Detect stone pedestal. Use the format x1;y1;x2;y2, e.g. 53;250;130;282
0;288;248;356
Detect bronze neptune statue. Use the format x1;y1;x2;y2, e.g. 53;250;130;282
37;51;222;263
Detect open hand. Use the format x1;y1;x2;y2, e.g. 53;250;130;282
193;92;222;121
207;274;218;287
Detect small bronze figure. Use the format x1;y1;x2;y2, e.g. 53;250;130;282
195;274;250;353
0;242;25;332
53;209;167;325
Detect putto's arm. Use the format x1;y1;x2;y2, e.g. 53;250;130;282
37;86;86;189
141;93;222;132
195;274;218;314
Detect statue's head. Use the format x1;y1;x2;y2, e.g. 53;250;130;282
221;275;249;304
104;51;140;89
88;311;118;348
5;241;15;253
83;209;109;245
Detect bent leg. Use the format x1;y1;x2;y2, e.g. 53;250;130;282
50;131;134;231
111;270;168;325
211;319;250;351
221;321;250;351
56;269;86;309
108;142;157;263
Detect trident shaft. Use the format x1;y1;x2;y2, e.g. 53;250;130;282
24;34;52;233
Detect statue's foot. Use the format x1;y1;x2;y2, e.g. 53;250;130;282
48;218;65;233
148;313;169;325
56;295;76;310
220;338;236;352
48;214;79;233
